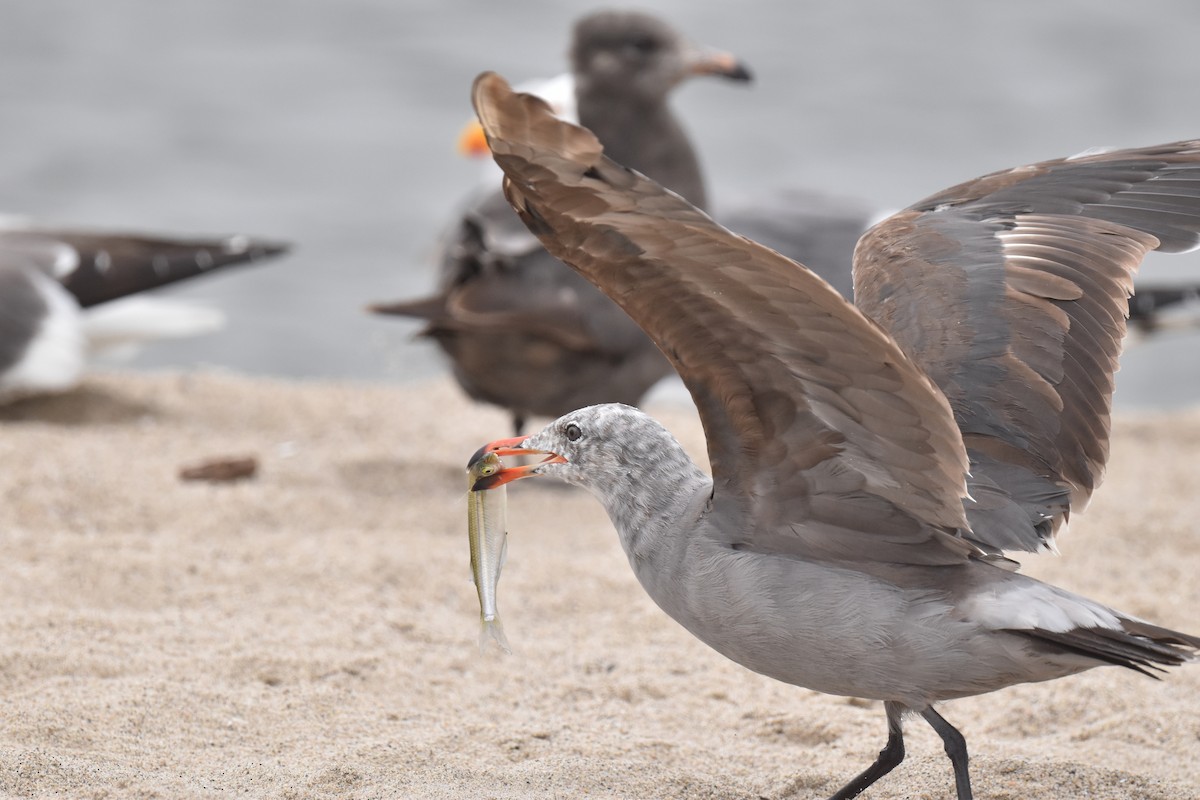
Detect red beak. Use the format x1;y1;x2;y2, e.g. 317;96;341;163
468;436;567;490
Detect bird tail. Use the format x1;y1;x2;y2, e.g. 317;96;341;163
366;295;445;321
1015;617;1199;678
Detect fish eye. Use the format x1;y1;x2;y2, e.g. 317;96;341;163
479;463;497;476
565;422;583;442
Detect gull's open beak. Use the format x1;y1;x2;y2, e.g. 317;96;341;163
685;48;753;82
468;436;567;490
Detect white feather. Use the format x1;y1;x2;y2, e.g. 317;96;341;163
518;73;578;124
0;272;85;397
964;581;1121;634
1065;145;1117;161
81;297;225;358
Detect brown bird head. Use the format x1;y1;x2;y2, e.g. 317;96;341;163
570;10;752;101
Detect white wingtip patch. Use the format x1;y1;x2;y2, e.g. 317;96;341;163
49;243;81;279
1066;145;1118;161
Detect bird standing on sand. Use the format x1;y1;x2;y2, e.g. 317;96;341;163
466;73;1200;799
371;11;753;436
0;220;288;401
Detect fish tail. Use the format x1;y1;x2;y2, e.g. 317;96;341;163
479;615;512;655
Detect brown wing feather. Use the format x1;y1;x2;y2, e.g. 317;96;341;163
855;142;1200;553
473;72;977;565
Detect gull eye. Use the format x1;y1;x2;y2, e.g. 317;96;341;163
626;35;659;56
565;423;583;442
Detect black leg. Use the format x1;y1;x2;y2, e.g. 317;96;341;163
919;707;973;800
512;413;526;438
828;701;906;800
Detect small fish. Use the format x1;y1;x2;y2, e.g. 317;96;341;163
467;452;511;654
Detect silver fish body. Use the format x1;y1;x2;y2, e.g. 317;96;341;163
467;453;511;654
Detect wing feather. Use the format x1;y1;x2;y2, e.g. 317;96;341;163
0;228;289;308
857;144;1200;552
473;72;977;566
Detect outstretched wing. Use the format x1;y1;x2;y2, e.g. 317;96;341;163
474;72;976;567
854;142;1200;552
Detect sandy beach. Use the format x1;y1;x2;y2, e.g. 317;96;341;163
0;370;1197;799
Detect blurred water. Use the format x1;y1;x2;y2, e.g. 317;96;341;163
3;0;1200;408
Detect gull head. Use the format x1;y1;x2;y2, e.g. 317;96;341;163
570;11;752;102
468;403;682;493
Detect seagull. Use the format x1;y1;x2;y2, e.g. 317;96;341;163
465;73;1200;800
0;220;289;401
370;10;755;436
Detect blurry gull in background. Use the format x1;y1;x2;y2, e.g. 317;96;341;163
467;74;1200;800
8;3;1200;406
376;9;1200;438
370;10;756;436
0;218;289;401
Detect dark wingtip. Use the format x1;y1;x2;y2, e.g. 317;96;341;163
232;237;292;261
255;240;292;257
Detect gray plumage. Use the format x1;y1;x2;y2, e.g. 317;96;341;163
467;73;1200;800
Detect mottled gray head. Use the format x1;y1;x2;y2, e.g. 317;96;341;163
469;403;710;540
470;403;704;497
569;11;751;102
528;404;671;484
